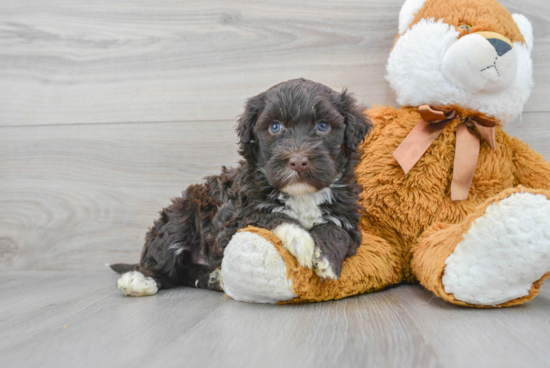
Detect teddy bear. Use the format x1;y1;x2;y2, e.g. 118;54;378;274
218;0;550;307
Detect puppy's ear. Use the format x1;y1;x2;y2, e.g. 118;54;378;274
237;92;266;163
335;89;372;152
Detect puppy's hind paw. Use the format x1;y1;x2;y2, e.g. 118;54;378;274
313;248;338;280
208;268;224;292
117;271;158;297
273;223;314;268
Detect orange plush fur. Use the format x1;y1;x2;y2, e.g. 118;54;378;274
407;0;525;44
224;0;550;307
359;107;550;307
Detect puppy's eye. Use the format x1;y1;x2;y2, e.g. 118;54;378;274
458;24;471;32
269;122;282;134
316;121;330;133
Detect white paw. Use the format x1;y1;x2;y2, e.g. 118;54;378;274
273;223;315;268
221;231;297;303
117;271;158;297
208;267;223;290
313;248;338;280
443;192;550;305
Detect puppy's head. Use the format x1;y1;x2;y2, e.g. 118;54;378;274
237;78;371;195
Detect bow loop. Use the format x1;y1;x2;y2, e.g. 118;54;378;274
466;116;497;150
393;105;499;201
392;105;456;176
418;105;457;124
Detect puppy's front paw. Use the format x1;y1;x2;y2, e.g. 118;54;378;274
273;223;314;268
313;248;338;280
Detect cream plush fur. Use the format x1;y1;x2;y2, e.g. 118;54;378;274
387;17;533;123
222;231;297;303
443;193;550;305
398;0;428;34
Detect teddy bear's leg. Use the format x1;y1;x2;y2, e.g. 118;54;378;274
221;226;403;303
412;187;550;307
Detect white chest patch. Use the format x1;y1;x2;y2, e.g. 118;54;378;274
277;187;333;230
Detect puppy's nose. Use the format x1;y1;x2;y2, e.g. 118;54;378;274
289;155;309;172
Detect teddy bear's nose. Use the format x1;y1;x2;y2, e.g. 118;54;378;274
487;38;512;57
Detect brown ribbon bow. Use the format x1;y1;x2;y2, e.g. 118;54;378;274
393;105;497;201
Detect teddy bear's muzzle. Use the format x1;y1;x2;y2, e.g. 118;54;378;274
441;31;517;95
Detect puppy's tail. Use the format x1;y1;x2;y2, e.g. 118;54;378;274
109;263;138;274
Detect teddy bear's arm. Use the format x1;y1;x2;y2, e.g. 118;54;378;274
510;137;550;190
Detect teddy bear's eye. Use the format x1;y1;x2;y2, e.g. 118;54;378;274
458;24;471;32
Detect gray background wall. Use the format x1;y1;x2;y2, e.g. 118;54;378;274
1;0;548;271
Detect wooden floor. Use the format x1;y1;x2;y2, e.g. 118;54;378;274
2;0;550;367
2;271;550;368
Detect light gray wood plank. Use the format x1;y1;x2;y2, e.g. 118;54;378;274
505;112;550;158
0;0;548;127
0;271;229;368
135;286;442;368
393;285;550;368
2;271;550;368
0;120;240;271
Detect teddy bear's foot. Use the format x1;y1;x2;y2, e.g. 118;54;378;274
443;191;550;306
221;230;298;303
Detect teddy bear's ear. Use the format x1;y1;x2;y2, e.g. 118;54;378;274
398;0;428;34
512;14;534;52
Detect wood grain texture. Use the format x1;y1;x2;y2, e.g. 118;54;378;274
0;120;240;270
2;2;550;367
2;271;550;368
0;0;549;127
504;112;550;157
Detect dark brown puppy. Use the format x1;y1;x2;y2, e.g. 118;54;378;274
111;78;371;296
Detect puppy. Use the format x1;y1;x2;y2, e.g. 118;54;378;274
111;78;371;296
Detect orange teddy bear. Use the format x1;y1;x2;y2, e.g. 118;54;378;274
219;0;550;307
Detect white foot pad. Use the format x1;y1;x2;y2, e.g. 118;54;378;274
221;231;297;303
443;192;550;305
117;271;158;297
273;223;314;268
